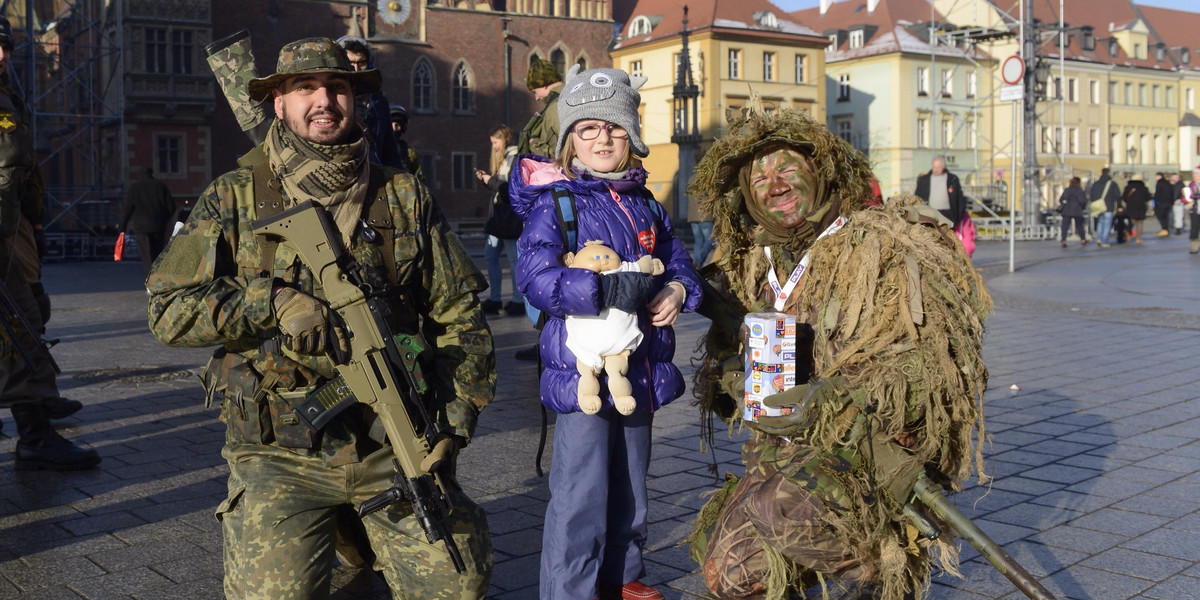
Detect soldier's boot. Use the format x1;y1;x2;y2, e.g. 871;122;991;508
11;402;100;471
44;397;83;420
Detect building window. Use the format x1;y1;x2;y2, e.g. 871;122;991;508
941;119;953;149
1111;132;1120;162
1139;83;1146;106
1050;76;1062;100
630;60;643;78
917;67;928;96
1166;85;1174;108
1054;128;1063;153
966;72;977;98
917;117;928;148
1154;134;1162;164
419;152;437;188
451;62;473;113
412;59;434;112
628;16;652;37
1089;128;1100;155
837;73;850;102
1152;84;1161;107
1109;81;1119;104
849;30;864;49
728;48;741;79
145;28;168;74
1040;126;1050;153
795;55;807;83
941;69;952;97
1067;78;1078;102
171;30;194;74
1109;39;1119;56
967;123;977;149
451;153;476;192
827;34;838;51
836;118;852;144
155;135;182;176
1068;127;1078;154
1168;134;1176;164
1124;82;1133;105
1189;88;1196;111
1140;134;1149;164
763;52;775;81
1134;43;1142;59
550;49;566;80
1090;79;1100;104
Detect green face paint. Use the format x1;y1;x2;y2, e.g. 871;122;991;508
748;147;816;230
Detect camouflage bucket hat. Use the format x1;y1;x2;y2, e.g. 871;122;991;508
526;59;561;90
248;37;381;102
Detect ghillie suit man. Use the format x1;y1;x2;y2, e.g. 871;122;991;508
685;104;1000;600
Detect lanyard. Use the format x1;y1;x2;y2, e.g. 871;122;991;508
763;216;848;311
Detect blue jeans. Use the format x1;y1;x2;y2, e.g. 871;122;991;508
1096;211;1114;244
484;235;521;303
690;221;713;265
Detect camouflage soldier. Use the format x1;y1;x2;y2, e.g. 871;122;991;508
0;16;96;468
687;105;990;600
388;104;424;182
516;59;563;159
147;38;495;599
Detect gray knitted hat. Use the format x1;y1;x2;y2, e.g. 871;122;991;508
556;65;649;158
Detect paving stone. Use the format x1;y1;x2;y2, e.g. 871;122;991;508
1045;564;1154;599
0;556;106;591
1029;524;1128;554
1123;529;1200;562
68;567;175;600
1142;575;1200;600
1112;495;1194;519
1082;547;1190;581
1070;508;1173;537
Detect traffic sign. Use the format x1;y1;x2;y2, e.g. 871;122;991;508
1001;55;1025;85
999;85;1023;102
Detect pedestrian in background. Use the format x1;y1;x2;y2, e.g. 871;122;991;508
477;124;523;317
1122;173;1150;245
1090;167;1120;247
388;104;424;180
118;166;175;276
915;156;965;227
1058;177;1089;248
1171;172;1185;235
511;65;701;600
336;36;406;171
1186;166;1200;254
1153;172;1174;237
0;16;99;470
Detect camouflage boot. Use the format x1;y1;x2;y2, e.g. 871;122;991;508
206;29;272;144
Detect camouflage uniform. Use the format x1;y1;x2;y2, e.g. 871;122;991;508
148;39;495;600
516;60;563;159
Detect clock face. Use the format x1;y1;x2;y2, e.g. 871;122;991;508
379;0;412;26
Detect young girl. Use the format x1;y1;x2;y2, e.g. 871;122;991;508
510;65;702;600
477;124;523;316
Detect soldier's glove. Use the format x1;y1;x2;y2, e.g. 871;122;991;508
753;376;853;437
420;433;464;477
599;271;657;313
272;287;351;358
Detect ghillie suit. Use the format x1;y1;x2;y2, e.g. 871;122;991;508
686;106;991;600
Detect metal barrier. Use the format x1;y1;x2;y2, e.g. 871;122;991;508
972;216;1060;241
42;233;139;262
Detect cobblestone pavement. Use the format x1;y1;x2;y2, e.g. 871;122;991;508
3;228;1200;599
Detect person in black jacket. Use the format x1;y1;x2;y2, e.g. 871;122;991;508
1122;173;1151;245
1090;168;1121;247
1153;172;1175;237
914;156;965;226
118;166;175;276
1058;177;1089;248
476;125;524;316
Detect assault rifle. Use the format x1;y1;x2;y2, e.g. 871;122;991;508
0;281;60;374
252;201;466;573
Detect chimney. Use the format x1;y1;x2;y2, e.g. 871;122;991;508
821;0;834;15
867;0;880;13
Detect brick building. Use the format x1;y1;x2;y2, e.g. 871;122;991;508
209;0;615;223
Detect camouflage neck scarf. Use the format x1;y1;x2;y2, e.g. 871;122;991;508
265;119;369;247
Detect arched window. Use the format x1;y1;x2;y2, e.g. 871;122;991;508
550;49;566;80
628;16;652;37
576;56;588;71
529;53;542;68
451;62;474;113
412;59;434;112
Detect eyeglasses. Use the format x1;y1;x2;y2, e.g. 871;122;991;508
571;123;629;141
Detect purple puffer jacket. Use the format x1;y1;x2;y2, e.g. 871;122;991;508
511;155;702;414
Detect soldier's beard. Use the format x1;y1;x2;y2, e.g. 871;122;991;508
281;103;355;146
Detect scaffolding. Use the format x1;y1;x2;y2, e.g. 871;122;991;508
3;0;123;259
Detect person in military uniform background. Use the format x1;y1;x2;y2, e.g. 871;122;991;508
389;104;424;181
517;58;563;159
336;35;407;172
147;38;495;599
0;16;97;469
686;105;990;600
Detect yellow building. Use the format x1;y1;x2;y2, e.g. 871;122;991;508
933;0;1197;210
610;0;828;218
792;0;995;199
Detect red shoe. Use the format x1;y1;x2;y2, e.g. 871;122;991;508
598;581;665;600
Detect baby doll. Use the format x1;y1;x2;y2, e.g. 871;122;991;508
562;240;664;415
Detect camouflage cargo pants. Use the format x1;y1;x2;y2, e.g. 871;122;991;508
218;442;492;600
702;436;859;598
